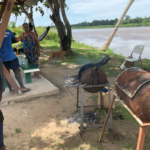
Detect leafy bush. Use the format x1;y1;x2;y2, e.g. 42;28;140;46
8;26;59;43
8;27;24;36
8;21;16;28
8;26;75;44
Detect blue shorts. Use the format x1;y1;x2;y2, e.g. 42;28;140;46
0;124;4;148
3;58;19;71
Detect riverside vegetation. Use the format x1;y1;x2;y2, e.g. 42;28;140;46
71;15;150;29
9;25;150;76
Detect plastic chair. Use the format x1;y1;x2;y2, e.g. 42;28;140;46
125;45;144;69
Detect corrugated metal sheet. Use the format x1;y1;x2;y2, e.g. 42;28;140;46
24;0;39;6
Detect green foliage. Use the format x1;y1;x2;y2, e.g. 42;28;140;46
12;0;67;18
71;22;150;29
71;15;150;28
3;134;7;138
124;15;131;20
12;4;30;17
8;26;23;36
15;128;21;133
8;26;59;43
35;6;44;16
8;25;74;45
12;2;44;17
8;21;16;28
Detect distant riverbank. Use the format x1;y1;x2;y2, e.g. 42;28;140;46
71;23;150;29
72;27;150;59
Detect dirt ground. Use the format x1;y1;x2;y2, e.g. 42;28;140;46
1;58;150;150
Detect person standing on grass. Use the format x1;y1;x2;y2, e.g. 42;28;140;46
0;28;31;95
17;23;41;79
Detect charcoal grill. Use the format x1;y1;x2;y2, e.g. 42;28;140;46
64;75;113;134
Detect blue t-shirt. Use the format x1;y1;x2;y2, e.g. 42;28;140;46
0;29;16;62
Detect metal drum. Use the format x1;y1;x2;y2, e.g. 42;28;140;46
79;67;107;93
116;67;150;123
78;55;110;93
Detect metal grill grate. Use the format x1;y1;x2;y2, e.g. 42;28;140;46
64;75;79;87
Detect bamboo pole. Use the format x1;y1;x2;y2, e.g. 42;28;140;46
0;0;21;95
98;95;115;143
0;0;15;48
101;0;134;51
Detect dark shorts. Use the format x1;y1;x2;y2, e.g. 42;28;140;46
20;49;24;53
3;58;19;71
0;124;4;148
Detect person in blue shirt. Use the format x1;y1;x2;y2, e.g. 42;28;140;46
0;29;31;95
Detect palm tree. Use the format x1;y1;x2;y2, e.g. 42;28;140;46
101;0;135;51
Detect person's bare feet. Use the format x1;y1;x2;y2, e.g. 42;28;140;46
32;75;36;78
9;91;14;95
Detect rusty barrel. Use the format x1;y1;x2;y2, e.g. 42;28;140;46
116;67;150;123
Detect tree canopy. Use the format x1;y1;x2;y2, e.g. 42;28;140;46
71;15;150;27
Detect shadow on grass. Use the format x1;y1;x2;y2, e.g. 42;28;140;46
40;44;150;77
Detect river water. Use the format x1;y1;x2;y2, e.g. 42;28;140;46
72;27;150;59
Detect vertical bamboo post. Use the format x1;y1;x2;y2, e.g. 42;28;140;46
101;0;134;51
0;0;21;95
136;126;147;150
98;95;115;142
0;0;15;48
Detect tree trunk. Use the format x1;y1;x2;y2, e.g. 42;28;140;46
24;7;29;23
28;6;38;37
46;0;72;52
101;0;134;51
58;0;72;53
28;17;38;37
20;6;38;37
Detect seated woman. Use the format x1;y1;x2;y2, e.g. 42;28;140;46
17;23;41;79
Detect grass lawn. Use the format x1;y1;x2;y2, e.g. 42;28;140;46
40;40;150;78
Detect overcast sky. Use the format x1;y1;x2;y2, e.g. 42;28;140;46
10;0;150;27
